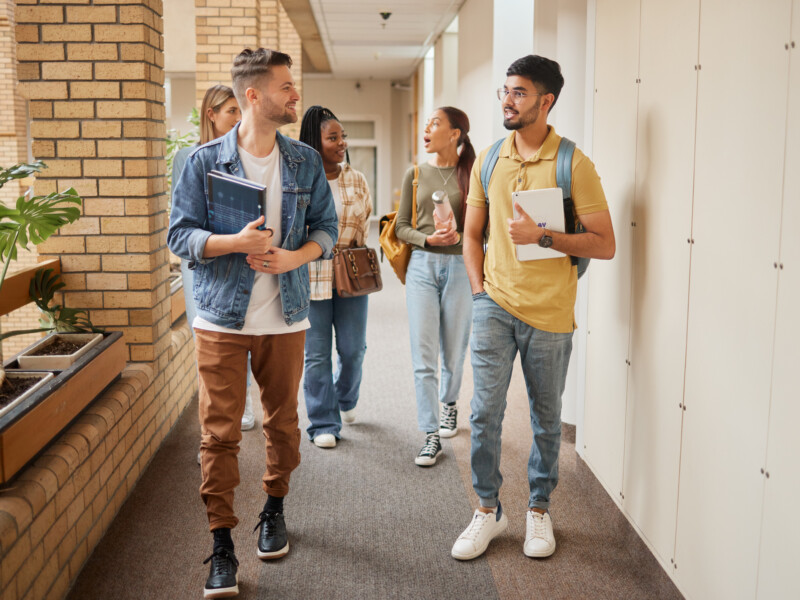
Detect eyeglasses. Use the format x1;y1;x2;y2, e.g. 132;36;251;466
496;88;541;104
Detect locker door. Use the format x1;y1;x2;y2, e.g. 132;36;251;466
675;1;793;598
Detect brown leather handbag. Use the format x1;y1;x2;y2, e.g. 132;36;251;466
332;245;383;297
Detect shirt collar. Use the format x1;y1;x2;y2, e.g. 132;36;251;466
500;126;559;163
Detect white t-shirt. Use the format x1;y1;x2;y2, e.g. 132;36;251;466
329;176;343;222
193;144;310;335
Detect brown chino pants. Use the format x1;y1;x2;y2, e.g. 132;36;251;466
194;328;305;531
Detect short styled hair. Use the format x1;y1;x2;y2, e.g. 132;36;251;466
230;48;292;105
506;55;565;112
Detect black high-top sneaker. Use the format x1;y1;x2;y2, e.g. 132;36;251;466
202;547;239;598
254;510;289;559
414;432;442;466
439;404;458;438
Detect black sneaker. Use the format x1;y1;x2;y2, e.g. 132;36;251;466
202;547;239;599
254;510;289;559
415;432;442;466
439;404;458;438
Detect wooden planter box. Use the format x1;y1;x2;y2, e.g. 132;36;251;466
0;331;126;484
170;273;186;324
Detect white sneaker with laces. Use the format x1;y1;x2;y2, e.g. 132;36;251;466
241;387;256;431
313;433;336;448
523;510;556;558
341;407;356;424
451;505;508;560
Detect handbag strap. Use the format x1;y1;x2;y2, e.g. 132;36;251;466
412;165;419;228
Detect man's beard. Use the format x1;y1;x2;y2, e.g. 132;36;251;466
503;101;541;131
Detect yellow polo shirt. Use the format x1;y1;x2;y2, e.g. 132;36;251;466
467;127;608;333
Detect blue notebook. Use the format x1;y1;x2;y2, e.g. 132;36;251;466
207;170;267;234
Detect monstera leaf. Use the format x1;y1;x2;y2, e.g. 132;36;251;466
0;188;82;262
0;268;102;341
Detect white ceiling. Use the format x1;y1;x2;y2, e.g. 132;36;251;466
307;0;464;80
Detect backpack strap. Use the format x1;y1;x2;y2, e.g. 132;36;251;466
556;137;590;278
556;137;575;206
480;138;505;204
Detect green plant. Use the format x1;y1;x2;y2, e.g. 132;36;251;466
0;268;101;342
166;107;200;191
0;161;82;294
0;161;83;390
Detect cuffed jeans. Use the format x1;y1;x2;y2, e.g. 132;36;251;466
195;328;304;531
405;251;472;433
469;292;572;510
303;293;368;439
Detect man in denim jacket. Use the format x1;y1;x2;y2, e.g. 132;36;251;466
168;48;337;599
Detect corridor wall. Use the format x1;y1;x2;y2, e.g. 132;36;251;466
583;1;800;598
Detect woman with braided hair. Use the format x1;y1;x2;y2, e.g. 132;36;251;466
299;105;372;449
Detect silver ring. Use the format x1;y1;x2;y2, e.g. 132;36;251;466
262;260;270;268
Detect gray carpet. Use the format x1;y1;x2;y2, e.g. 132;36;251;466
67;224;682;599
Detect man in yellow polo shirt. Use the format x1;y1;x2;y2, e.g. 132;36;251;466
451;55;616;561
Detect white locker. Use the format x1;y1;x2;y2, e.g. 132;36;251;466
675;1;793;598
756;1;800;596
583;0;640;502
623;0;700;568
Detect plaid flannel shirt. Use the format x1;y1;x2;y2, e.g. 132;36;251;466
310;163;372;300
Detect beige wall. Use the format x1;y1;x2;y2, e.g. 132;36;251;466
302;77;402;217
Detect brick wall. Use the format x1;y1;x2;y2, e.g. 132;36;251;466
194;0;302;139
1;2;199;599
194;0;260;106
0;1;41;361
15;0;171;366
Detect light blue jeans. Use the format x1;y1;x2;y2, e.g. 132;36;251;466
405;251;472;433
303;293;368;439
469;292;573;510
182;259;254;389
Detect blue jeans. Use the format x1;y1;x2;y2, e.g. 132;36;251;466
469;292;573;510
303;293;369;439
405;251;472;433
182;259;254;389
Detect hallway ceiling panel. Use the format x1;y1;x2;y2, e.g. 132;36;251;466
305;0;463;80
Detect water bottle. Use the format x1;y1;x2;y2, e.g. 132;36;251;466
432;190;459;242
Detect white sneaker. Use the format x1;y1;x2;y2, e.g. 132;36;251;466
341;407;356;424
313;433;336;448
241;387;256;431
451;505;508;560
523;510;556;558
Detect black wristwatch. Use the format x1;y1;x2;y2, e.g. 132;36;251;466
538;230;553;248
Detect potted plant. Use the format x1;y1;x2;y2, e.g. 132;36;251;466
8;268;103;370
0;161;82;402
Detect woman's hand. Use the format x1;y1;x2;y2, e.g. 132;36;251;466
426;226;460;246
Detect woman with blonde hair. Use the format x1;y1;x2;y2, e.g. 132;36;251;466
172;85;259;436
396;106;476;466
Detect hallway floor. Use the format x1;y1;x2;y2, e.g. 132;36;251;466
67;243;682;600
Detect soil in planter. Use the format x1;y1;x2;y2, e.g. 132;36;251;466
0;377;41;406
30;338;85;356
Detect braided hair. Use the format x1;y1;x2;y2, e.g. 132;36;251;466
299;105;350;164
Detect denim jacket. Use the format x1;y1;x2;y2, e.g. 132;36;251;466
167;124;338;328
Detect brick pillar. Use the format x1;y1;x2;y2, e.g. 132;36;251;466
277;1;301;139
194;0;260;105
15;1;170;365
0;1;41;360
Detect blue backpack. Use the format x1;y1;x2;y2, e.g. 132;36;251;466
479;136;589;278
